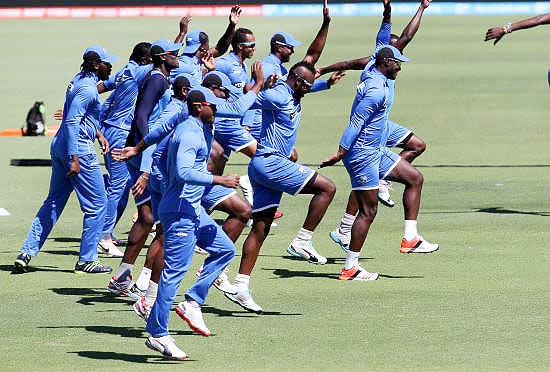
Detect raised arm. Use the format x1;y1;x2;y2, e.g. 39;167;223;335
394;0;431;51
211;5;241;58
302;0;331;65
485;13;550;45
174;15;192;44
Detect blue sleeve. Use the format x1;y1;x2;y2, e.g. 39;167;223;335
64;86;95;156
215;58;230;76
99;93;114;122
216;91;257;118
140;144;156;173
339;86;384;150
376;22;392;50
144;110;184;145
250;89;278;110
135;75;166;137
175;132;214;186
102;75;117;92
311;80;329;93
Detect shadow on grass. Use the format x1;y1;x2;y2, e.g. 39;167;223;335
68;351;190;364
264;267;340;280
424;207;550;217
202;305;302;317
280;256;373;265
42;249;79;256
0;264;75;275
49;287;134;306
40;325;194;338
378;274;424;279
48;237;82;243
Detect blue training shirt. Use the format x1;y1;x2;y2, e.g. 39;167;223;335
159;116;214;218
170;54;203;88
216;52;248;101
52;71;101;157
339;66;391;162
100;62;152;131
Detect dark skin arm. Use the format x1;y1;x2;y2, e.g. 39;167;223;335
174;15;192;43
302;0;331;65
485;13;550;45
394;0;431;51
211;5;241;58
317;57;371;77
383;0;391;24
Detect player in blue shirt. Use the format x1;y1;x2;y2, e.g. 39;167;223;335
108;39;181;298
320;46;438;281
97;42;152;257
224;0;337;313
145;89;239;361
14;46;117;274
318;0;433;249
169;5;242;87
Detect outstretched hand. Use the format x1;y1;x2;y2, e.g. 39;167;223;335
323;0;331;22
327;71;346;87
319;153;342;168
179;15;192;35
485;26;506;45
251;61;264;86
111;147;139;162
230;4;242;25
420;0;431;9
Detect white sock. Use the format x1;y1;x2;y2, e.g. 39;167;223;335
345;250;360;270
144;281;158;306
294;228;313;243
116;262;133;279
102;232;112;241
404;220;418;240
338;213;356;242
234;273;250;290
135;267;152;290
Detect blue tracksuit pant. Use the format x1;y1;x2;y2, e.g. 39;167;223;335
146;208;235;337
20;152;107;262
102;125;131;235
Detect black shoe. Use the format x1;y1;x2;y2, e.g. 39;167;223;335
74;260;112;274
14;253;31;273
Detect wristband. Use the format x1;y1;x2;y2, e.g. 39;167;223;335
503;22;512;34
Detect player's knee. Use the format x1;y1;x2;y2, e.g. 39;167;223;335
323;178;337;199
360;204;378;221
414;139;426;155
236;202;252;223
410;170;424;187
290;148;299;162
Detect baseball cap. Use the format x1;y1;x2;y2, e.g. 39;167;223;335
188;86;219;105
202;71;240;95
271;32;301;48
83;45;118;64
183;30;208;54
374;45;410;62
151;39;182;56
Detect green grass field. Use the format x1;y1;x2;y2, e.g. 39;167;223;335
1;14;550;371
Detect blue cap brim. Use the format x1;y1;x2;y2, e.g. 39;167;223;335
102;53;119;64
183;43;201;54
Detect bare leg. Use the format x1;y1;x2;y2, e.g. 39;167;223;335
122;202;154;265
214;194;252;242
398;134;426;164
299;173;336;231
386;159;423;220
349;190;379;252
238;208;275;275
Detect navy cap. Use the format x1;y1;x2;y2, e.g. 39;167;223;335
83;45;118;64
202;71;240;95
271;31;301;48
183;30;208;54
374;45;410;62
151;39;182;55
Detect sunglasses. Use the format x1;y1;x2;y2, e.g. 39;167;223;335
385;57;402;67
292;71;312;89
239;42;256;48
275;41;294;50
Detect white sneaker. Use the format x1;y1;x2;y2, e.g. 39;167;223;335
378;180;395;207
400;235;439;254
98;239;124;258
175;301;211;337
287;240;327;265
145;335;188;361
133;296;151;321
339;265;379;281
213;270;238;295
329;230;350;254
224;288;263;314
239;174;254;206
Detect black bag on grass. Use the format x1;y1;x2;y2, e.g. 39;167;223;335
22;101;46;136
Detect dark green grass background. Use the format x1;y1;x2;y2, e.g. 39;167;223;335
1;15;550;371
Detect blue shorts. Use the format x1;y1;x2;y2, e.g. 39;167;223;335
149;171;165;225
201;184;236;212
385;120;411;148
127;159;151;206
248;154;315;213
344;147;400;190
214;119;256;159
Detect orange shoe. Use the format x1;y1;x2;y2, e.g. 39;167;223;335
400;236;439;254
339;265;379;281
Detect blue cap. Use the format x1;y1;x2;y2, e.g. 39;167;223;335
374;45;410;62
188;86;219;105
151;39;182;55
183;30;208;54
271;32;301;48
202;71;241;95
83;45;118;64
